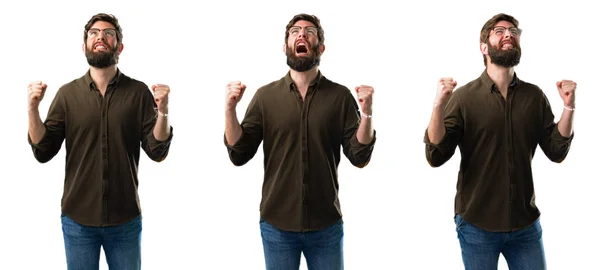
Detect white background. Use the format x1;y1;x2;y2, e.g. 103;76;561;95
1;0;597;269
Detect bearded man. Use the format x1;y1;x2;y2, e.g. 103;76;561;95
223;13;377;270
424;13;576;270
27;13;174;270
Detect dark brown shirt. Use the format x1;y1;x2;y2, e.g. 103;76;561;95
424;70;573;232
225;71;376;232
28;69;173;227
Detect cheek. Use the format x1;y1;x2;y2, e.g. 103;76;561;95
109;40;120;50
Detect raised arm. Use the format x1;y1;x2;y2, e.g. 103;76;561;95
538;80;576;163
424;78;462;167
27;81;66;163
342;86;376;168
151;84;172;141
224;81;263;166
141;84;173;162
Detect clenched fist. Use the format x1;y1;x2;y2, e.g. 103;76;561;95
355;85;374;115
151;84;170;114
556;80;576;108
435;77;457;106
226;81;246;111
28;81;48;111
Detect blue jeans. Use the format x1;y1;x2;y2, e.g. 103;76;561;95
259;218;344;270
61;214;142;270
455;214;546;270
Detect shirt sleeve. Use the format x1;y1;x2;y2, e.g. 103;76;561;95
538;93;573;163
423;93;463;167
141;88;173;162
341;92;376;168
28;89;66;163
224;90;264;166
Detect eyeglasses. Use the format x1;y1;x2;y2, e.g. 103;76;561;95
288;26;318;37
87;28;117;38
492;26;522;37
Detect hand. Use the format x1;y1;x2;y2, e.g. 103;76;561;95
151;84;170;114
226;81;246;111
28;81;48;111
556;80;576;108
435;77;457;106
355;85;374;115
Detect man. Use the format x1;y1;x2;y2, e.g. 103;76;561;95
27;13;173;270
224;13;376;270
424;13;575;270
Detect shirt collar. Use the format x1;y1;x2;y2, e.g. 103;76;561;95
83;68;122;91
480;69;520;92
284;70;323;92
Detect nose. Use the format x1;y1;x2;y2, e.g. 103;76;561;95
96;31;107;40
298;28;307;39
503;29;512;38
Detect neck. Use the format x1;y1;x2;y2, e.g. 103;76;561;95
290;66;319;92
90;65;118;92
486;63;514;93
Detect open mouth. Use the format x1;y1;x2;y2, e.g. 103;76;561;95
295;42;308;54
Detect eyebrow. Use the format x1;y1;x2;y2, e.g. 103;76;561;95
493;25;517;29
290;26;317;29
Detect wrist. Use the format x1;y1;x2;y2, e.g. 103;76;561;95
361;110;372;118
563;101;575;110
433;99;446;108
225;107;237;114
28;107;40;114
155;108;168;117
433;102;445;112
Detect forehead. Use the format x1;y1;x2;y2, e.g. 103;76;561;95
292;20;316;28
90;20;116;29
494;20;516;28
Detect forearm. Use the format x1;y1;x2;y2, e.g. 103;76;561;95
356;115;374;144
225;109;242;146
427;104;446;144
153;111;171;141
557;107;574;137
28;108;46;144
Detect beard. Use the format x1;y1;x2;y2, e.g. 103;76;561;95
487;39;521;68
85;43;119;68
286;42;321;72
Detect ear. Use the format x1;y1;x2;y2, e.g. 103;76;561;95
480;42;488;56
319;44;325;54
283;43;287;54
117;43;124;54
82;43;85;54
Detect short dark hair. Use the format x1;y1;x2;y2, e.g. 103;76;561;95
284;13;325;45
480;13;519;66
83;13;123;45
